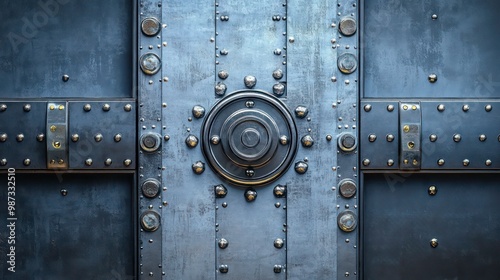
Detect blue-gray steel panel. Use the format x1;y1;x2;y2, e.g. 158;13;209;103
0;173;135;280
363;173;500;280
0;0;134;98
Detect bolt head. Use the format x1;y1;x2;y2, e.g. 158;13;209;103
428;73;438;83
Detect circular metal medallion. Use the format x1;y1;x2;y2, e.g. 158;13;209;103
337;53;358;74
201;90;297;186
140;53;162;75
141;17;161;36
339;16;357;36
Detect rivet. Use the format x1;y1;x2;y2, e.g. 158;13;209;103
220;49;228;55
403;125;410;133
294;161;308;174
164;135;170;141
192;161;205;174
437;159;445;166
412;105;417;110
102;104;111;111
279;135;289;145
485;104;492;112
218;238;229;249
486;159;492;166
274;238;284;249
331;76;337;82
94;133;103;142
245;100;255;108
288;36;295;43
36;133;45;142
16;134;24;142
437;104;445;112
273;185;286;198
364;104;372;112
387;104;394;112
413;159;418;166
345;79;350;84
244;188;258;202
85;158;93;166
49;105;55;110
83;104;91;112
0;159;7;166
103;158;112;166
163;77;169;82
23;159;31;166
215;83;227;96
192;105;206;118
71;134;79;142
245;169;255;177
429;134;438;142
218;70;229;80
124;104;132;112
52;141;61;148
58;105;64;110
222;202;228;208
463;159;470;166
273;69;284;80
345;272;350;277
275;202;281;208
363;159;370;166
124;159;132;166
403;105;408;110
431;14;438;20
430;238;438;248
326;134;333;141
462;104;469;112
368;134;377;142
114;134;122;142
211;135;220;145
50;125;57;132
23;104;31;112
214;184;228;198
294;106;309;118
219;265;229;273
387;159;394;167
274;265;283;273
0;133;7;142
185;134;199;148
0;104;7;112
301;135;314;147
244;75;257;88
428;74;438;83
60;189;68;196
274;49;282;55
273;83;286;96
479;134;487;142
428;185;437;195
453;134;461;142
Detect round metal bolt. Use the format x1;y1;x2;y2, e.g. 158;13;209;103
428;74;438;83
363;159;371;166
429;134;438;142
218;70;229;80
219;265;228;274
276;135;288;146
23;104;31;112
141;17;161;36
214;184;228;198
339;179;357;198
244;75;257;89
0;133;7;142
124;104;132;112
338;133;357;152
62;74;70;82
0;104;7;112
485;104;492;112
53;141;61;148
430;238;438;248
273;83;285;96
387;104;394;112
123;159;132;166
486;159;492;166
185;134;199;148
71;134;79;142
338;210;357;232
164;135;170;141
337;53;358;74
408;141;415;149
387;159;394;167
463;159;470;166
294;161;308;174
245;101;255;108
339;16;357;36
274;49;282;55
437;104;445;112
192;105;206;119
274;265;283;273
60;189;68;196
368;134;377;142
479;134;487;142
192;161;205;174
102;104;111;112
114;134;122;142
326;134;333;141
0;159;7;166
244;188;258;202
274;238;284;249
215;83;227;96
211;135;220;145
274;185;286;198
23;159;31;166
273;69;283;80
462;104;469;112
140;53;162;75
85;158;93;166
294;106;309;118
141;211;161;232
453;134;461;142
301;135;314;147
428;185;437;195
104;158;112;166
403;125;410;133
275;202;281;208
437;159;445;166
364;104;372;112
432;14;438;20
218;238;229;249
83;104;91;112
245;169;255;177
16;134;24;142
94;133;103;142
288;36;295;43
36;133;45;142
